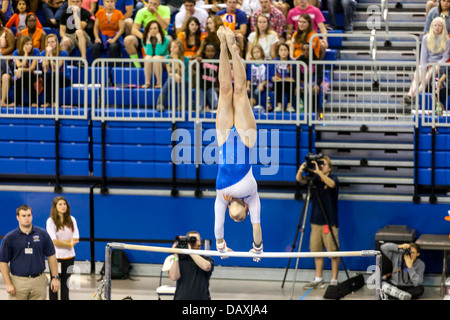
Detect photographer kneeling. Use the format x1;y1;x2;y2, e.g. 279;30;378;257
169;231;214;300
296;155;340;289
380;242;425;300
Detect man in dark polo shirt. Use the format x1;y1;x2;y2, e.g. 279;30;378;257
296;156;340;290
169;231;214;300
0;204;60;300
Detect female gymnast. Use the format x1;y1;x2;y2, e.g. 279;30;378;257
213;26;262;262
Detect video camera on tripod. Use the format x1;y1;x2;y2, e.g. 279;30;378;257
303;153;324;176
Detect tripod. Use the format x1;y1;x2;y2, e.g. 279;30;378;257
281;173;350;299
281;175;314;297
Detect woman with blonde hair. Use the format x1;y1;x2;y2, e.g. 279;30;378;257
405;17;450;104
246;14;279;60
46;196;80;300
41;34;71;107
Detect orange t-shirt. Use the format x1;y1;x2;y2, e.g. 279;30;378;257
292;30;320;59
95;9;124;38
177;31;207;57
6;13;43;35
21;27;43;49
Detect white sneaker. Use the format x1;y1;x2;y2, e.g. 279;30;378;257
286;106;295;113
274;106;283;112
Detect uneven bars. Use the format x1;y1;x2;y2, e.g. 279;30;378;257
108;242;379;258
104;242;382;300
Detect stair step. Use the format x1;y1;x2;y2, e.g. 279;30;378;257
328;92;410;104
340;183;415;195
321;148;414;160
331;69;414;82
354;11;426;22
321;102;412;114
336;167;413;177
319;130;413;142
339;49;417;61
332;159;414;167
338;176;414;184
314;124;414;133
315;141;413;149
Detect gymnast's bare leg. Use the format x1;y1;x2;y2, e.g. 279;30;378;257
215;26;262;253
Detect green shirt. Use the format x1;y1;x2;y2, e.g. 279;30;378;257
134;5;171;34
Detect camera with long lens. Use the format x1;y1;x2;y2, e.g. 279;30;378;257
175;235;197;249
403;248;411;256
304;153;324;173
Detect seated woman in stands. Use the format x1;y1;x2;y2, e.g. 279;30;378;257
197;14;223;59
404;17;450;105
12;35;41;107
287;13;322;104
41;34;72;108
142;20;171;89
16;13;46;51
92;0;125;61
269;43;296;112
156;39;189;111
177;16;206;61
245;14;279;61
424;0;450;33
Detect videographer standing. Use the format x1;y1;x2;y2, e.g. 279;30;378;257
296;155;340;289
380;242;425;299
169;231;214;300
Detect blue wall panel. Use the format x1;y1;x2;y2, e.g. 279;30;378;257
0;190;448;273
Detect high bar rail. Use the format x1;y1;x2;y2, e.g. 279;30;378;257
104;242;382;300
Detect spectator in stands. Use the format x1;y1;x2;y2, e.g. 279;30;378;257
250;0;286;39
92;0;125;60
81;0;98;39
59;0;92;63
142;20;171;88
174;0;208;35
288;13;322;98
246;14;279;60
17;13;46;51
197;42;219;111
0;11;16;56
46;196;80;300
286;0;328;59
124;0;170;68
6;0;43;35
197;14;222;58
177;16;207;60
41;0;68;29
41;34;71;107
12;35;41;107
380;242;425;300
0;0;13;21
326;0;357;32
0;58;12;106
296;155;340;290
269;42;296;112
424;0;450;33
246;44;269;109
404;17;450;105
216;0;248;54
98;0;133;35
156;38;189;111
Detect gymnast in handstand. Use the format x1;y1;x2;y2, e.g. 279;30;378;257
214;26;262;261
